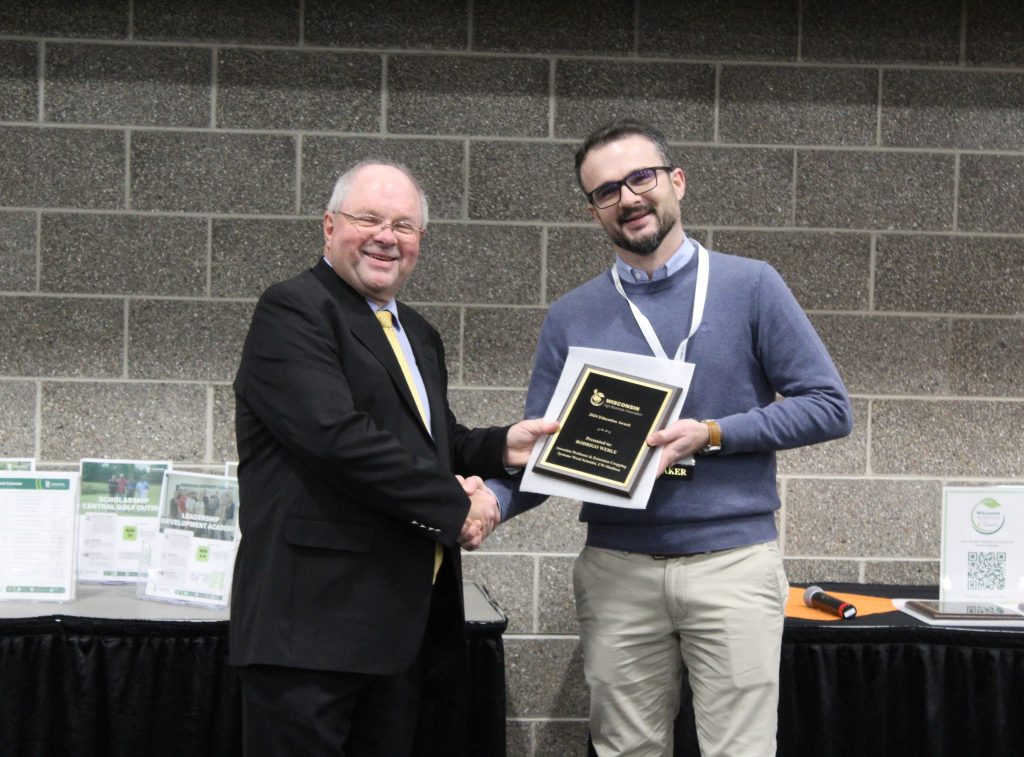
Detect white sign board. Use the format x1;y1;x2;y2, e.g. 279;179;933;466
941;486;1024;604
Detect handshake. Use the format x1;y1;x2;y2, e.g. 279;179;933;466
455;475;500;551
454;417;560;551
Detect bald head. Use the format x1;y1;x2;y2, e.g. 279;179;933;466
326;160;429;228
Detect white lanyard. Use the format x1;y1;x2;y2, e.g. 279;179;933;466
611;243;709;361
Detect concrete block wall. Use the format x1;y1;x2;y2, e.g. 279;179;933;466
1;1;1022;752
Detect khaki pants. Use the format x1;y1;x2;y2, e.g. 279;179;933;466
574;542;788;757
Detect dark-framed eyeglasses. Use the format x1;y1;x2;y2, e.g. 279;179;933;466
333;211;425;238
584;166;675;209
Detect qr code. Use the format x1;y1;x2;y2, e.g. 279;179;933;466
967;551;1006;591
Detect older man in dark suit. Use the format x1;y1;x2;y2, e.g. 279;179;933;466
230;160;554;756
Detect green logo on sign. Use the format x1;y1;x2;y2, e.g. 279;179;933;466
971;498;1005;535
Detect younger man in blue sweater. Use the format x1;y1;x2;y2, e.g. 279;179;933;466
491;119;852;757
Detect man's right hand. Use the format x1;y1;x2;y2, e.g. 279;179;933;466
504;418;560;468
456;475;500;550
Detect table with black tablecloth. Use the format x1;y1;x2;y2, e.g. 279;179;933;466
669;583;1024;756
0;581;508;757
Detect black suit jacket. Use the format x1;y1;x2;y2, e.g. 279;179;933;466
229;260;507;675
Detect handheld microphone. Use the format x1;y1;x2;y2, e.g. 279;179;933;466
803;585;857;619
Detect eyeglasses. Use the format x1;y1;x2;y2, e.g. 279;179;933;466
333;211;425;238
584;166;675;209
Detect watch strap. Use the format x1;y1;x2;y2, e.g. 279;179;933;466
700;419;721;454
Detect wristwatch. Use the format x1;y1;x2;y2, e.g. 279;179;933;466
699;420;721;455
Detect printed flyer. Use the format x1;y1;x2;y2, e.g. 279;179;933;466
77;459;171;582
0;472;79;601
142;470;239;608
0;458;35;471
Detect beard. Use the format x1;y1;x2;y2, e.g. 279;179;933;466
608;202;679;256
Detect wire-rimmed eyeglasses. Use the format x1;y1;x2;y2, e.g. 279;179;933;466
333;211;425;238
584;166;675;209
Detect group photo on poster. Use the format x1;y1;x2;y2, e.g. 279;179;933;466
161;475;238;541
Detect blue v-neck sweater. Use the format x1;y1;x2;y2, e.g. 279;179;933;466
493;245;853;555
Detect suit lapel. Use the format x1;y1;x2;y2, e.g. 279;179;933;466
311;261;435;443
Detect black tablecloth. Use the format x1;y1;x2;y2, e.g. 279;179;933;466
0;582;508;757
672;583;1024;756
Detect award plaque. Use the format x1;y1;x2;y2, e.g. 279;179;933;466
534;365;680;496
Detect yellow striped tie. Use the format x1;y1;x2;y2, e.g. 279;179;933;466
375;309;443;582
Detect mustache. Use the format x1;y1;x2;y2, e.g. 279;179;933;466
617;204;653;223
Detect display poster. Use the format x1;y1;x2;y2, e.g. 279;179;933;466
0;458;35;471
0;472;79;601
141;471;239;607
941;486;1024;605
77;459;171;582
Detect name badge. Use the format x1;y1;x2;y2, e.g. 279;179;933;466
661;464;694;481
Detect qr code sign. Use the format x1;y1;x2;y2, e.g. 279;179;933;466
967;551;1006;591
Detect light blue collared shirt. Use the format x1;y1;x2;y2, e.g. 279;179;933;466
613;235;695;284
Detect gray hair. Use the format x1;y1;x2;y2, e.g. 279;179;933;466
325;160;430;228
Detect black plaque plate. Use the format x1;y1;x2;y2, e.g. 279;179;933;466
534;365;680;496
